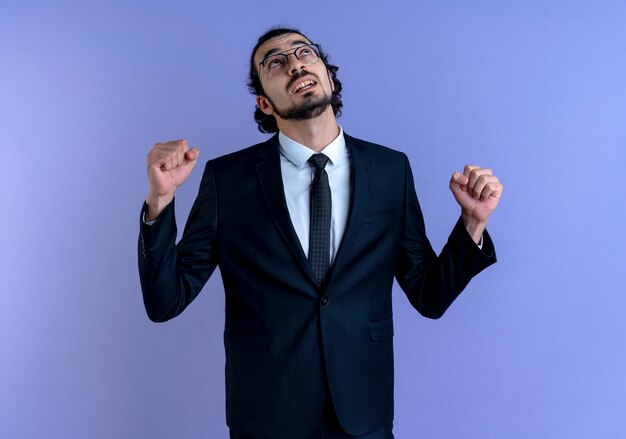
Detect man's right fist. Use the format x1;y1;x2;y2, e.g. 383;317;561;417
145;139;200;221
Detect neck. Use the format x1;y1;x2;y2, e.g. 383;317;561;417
276;108;339;152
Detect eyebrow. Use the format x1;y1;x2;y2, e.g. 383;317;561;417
260;40;310;62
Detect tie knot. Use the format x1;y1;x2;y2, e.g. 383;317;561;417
308;153;329;170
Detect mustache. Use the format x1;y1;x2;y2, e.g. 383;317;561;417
287;71;319;91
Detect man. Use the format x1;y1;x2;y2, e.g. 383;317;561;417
138;27;503;439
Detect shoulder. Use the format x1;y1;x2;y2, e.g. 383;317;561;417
198;135;279;178
344;132;409;163
211;135;278;166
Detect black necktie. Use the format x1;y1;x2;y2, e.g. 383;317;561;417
308;154;331;286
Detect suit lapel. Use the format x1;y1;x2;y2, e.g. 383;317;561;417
327;134;370;281
256;135;318;288
255;133;371;289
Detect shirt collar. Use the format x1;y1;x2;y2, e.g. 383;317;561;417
279;126;346;169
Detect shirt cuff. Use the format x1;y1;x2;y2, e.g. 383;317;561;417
142;211;158;226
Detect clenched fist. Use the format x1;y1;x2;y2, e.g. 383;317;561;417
449;165;503;244
145;139;200;221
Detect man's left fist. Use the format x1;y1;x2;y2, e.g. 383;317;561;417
450;165;503;223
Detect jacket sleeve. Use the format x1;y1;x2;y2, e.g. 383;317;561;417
394;156;496;319
137;162;219;322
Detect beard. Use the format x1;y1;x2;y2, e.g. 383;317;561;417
267;77;333;121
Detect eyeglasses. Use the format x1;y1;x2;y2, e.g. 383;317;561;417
259;44;321;76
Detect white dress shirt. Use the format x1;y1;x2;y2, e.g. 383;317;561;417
278;127;350;264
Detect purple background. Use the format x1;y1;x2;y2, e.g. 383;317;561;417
2;1;625;437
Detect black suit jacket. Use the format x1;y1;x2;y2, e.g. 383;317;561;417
138;133;496;438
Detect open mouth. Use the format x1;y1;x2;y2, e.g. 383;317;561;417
291;79;317;94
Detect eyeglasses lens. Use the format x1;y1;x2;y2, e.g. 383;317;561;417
262;45;320;74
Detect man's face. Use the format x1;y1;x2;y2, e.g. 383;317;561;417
254;33;335;122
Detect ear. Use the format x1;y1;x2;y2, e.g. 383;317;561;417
327;70;335;92
256;95;274;115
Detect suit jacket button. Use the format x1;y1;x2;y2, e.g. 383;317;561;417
320;296;330;306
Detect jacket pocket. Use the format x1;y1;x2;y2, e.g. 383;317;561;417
368;318;394;341
362;211;398;225
224;330;271;351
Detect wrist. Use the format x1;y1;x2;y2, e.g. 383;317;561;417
145;192;175;221
461;212;487;245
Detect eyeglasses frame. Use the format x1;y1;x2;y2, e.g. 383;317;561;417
258;43;322;74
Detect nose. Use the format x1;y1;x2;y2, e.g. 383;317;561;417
287;53;305;75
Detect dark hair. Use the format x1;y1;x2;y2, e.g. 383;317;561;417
247;26;343;133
